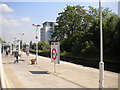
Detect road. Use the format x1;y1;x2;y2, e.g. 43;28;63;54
1;53;119;88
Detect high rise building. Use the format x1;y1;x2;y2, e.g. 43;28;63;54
118;1;120;17
40;21;55;43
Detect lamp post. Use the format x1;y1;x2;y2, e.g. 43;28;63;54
17;39;21;55
32;24;41;64
19;32;24;56
13;37;16;51
99;0;104;89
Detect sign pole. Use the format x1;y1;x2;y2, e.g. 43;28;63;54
51;42;60;73
54;62;56;73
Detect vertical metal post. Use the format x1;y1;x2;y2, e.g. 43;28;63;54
39;28;41;42
14;38;16;51
21;34;24;56
10;43;12;55
32;24;41;64
54;63;56;73
36;26;38;64
21;36;23;56
18;40;20;55
99;0;104;89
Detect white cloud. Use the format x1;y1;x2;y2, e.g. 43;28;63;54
21;17;31;22
0;14;21;26
0;4;20;26
0;4;14;12
3;18;21;26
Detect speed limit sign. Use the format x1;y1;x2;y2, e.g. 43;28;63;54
51;42;60;64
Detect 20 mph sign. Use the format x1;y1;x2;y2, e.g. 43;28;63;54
51;42;60;64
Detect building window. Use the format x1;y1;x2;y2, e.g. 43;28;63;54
50;22;53;27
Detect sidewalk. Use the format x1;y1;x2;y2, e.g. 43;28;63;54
2;53;118;88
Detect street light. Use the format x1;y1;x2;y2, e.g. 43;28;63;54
99;0;104;89
19;32;24;56
17;39;21;55
13;37;17;51
32;24;41;64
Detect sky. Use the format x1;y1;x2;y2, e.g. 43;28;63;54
0;0;119;44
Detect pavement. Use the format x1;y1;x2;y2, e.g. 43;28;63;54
1;52;119;88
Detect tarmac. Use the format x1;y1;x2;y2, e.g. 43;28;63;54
1;52;119;88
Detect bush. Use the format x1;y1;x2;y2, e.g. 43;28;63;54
38;42;50;52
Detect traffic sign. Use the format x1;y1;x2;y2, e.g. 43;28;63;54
51;42;60;64
52;48;57;60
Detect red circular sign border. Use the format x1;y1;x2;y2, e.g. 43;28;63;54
52;48;57;60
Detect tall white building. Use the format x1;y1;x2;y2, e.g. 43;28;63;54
40;21;55;43
119;1;120;17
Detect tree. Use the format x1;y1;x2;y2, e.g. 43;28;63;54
31;43;36;50
29;41;32;48
20;40;22;49
105;15;120;56
52;5;92;53
0;38;6;43
52;5;120;58
38;42;50;52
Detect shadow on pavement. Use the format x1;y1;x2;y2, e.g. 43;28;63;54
3;62;14;64
29;71;50;74
19;60;25;61
3;63;7;64
8;62;14;64
3;60;25;64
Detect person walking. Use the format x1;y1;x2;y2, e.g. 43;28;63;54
5;48;9;57
14;49;19;63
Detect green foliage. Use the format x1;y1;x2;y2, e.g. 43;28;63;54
30;42;50;52
29;41;32;48
20;40;22;49
52;5;91;41
52;5;120;58
38;42;50;52
0;38;6;43
104;15;120;56
31;43;36;50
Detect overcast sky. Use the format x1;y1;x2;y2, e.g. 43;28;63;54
0;0;119;44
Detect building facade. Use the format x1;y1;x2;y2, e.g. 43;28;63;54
40;21;55;43
118;1;120;17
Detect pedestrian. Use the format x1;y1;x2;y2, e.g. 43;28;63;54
1;47;3;53
14;49;19;63
5;48;9;57
26;50;29;56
